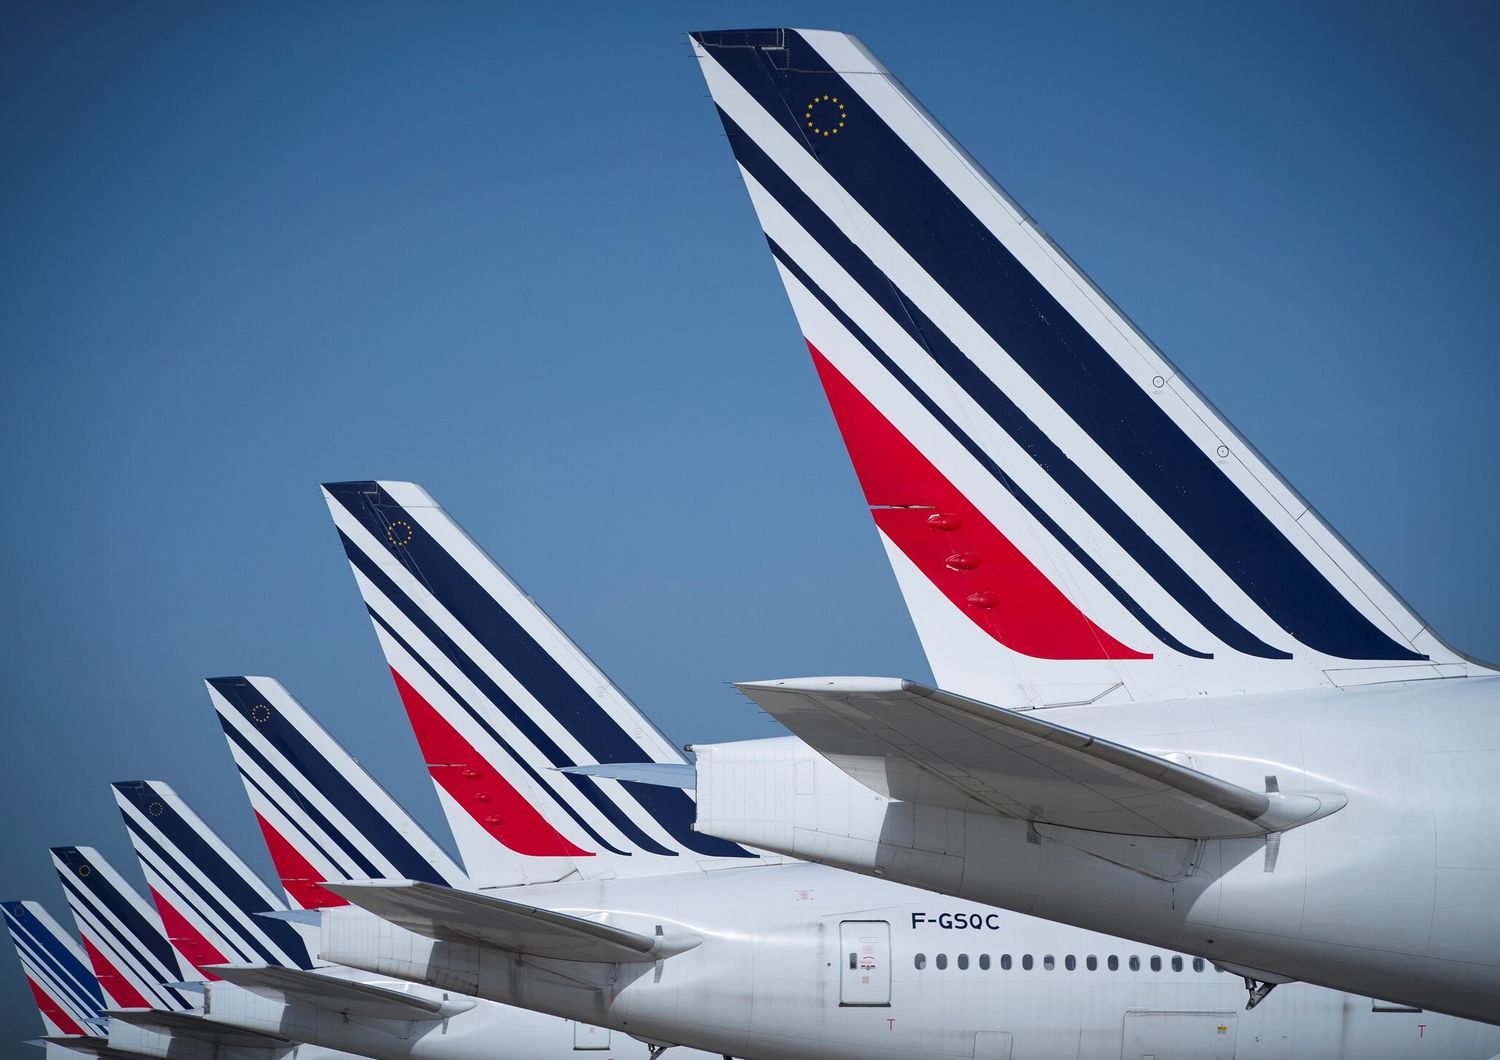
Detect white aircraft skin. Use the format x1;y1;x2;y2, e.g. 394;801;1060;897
308;481;1500;1058
694;682;1500;1024
91;780;721;1060
321;861;1500;1060
183;675;726;1060
685;27;1500;1025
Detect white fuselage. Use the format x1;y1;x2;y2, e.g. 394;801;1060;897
196;971;723;1060
320;860;1500;1060
694;677;1500;1026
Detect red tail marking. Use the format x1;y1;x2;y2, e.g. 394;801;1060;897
389;667;593;857
80;936;151;1009
808;341;1149;660
148;888;226;981
25;977;84;1036
253;812;350;910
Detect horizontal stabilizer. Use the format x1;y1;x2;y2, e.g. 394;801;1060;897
38;1037;113;1057
558;763;696;788
102;1010;289;1048
324;881;700;963
205;964;474;1020
736;678;1344;838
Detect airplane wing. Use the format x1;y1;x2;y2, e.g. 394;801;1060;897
323;881;701;963
204;964;475;1021
37;1037;115;1057
736;677;1343;839
103;1009;291;1048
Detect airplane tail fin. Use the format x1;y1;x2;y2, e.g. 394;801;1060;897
322;480;760;888
2;901;106;1038
49;847;194;1013
691;29;1491;707
208;675;469;909
111;781;316;977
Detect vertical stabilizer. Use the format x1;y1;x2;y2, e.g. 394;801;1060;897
322;480;759;888
208;675;468;909
111;781;315;976
2;900;106;1038
50;847;194;1012
690;28;1493;707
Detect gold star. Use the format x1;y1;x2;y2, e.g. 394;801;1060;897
822;94;829;100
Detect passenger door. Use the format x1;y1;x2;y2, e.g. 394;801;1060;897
839;920;891;1006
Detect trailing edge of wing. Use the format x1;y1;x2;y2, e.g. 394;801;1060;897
204;964;475;1021
38;1037;115;1058
102;1010;291;1048
323;881;701;963
735;677;1345;839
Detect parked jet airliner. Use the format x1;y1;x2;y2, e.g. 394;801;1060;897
684;27;1500;1024
300;480;1500;1058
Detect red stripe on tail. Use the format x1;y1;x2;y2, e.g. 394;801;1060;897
389;667;593;857
148;889;226;980
253;812;350;910
26;978;84;1036
80;936;151;1009
808;341;1149;661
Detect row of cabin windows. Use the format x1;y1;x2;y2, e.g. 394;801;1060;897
911;953;1210;973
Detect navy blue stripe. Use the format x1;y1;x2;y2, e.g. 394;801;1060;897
51;850;191;1010
1;904;104;1017
4;916;102;1022
235;758;371;881
112;784;312;969
766;236;1212;660
698;33;1422;662
209;677;458;884
721;102;1262;657
327;498;751;859
57;877;189;1011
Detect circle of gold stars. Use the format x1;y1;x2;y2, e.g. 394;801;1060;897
147;801;165;817
804;94;846;138
386;519;414;547
251;703;272;724
76;864;92;878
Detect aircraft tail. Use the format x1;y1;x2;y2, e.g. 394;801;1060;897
2;900;107;1039
321;480;760;888
111;781;316;977
691;29;1491;707
49;847;194;1013
207;675;468;909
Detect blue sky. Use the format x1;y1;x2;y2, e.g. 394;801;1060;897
2;0;1497;1042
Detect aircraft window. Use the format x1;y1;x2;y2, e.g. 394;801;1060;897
1086;955;1097;971
1193;957;1205;972
1065;955;1077;971
957;954;969;970
979;954;991;971
1107;956;1119;971
1021;954;1033;971
1129;956;1141;971
914;953;926;970
1171;956;1183;972
936;953;948;970
1043;954;1055;971
1150;956;1162;972
1000;954;1012;971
